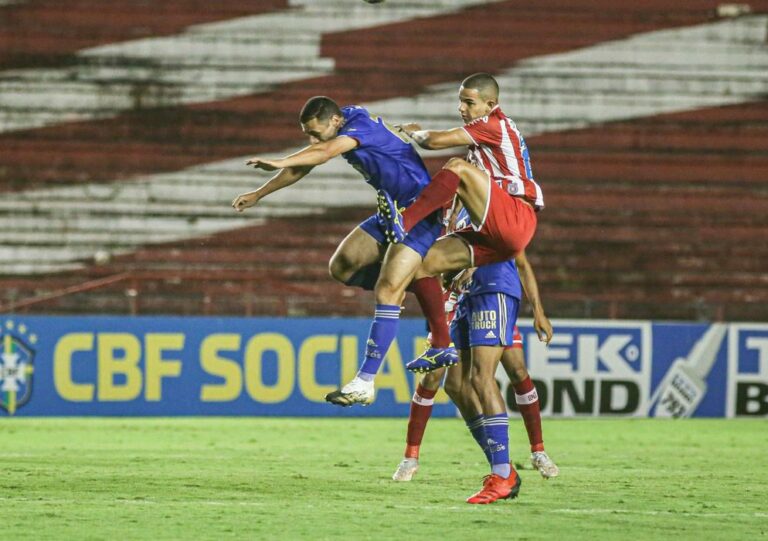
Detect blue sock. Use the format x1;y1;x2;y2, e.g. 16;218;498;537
484;413;511;478
466;415;491;465
357;304;400;380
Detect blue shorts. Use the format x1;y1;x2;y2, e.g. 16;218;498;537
359;209;442;259
450;293;520;349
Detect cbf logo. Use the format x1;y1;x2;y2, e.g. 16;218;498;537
0;319;37;415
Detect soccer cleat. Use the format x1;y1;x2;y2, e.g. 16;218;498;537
531;451;560;479
466;470;522;504
325;377;375;407
392;458;419;482
376;190;406;244
406;346;459;373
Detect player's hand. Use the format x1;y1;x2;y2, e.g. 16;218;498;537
246;157;281;171
232;192;260;213
451;268;475;292
533;311;553;345
395;123;422;137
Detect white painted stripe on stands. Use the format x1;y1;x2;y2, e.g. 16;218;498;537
372;16;768;137
0;0;505;133
2;15;767;273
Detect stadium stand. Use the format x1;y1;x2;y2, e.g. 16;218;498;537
0;0;766;320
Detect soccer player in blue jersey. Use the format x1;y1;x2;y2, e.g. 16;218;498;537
393;207;557;503
232;96;457;405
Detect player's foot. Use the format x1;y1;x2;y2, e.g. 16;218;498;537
466;470;522;504
531;451;560;479
406;346;459;373
376;190;406;244
325;377;375;407
392;458;419;481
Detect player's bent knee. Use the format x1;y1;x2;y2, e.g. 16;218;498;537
328;255;353;283
374;276;402;304
443;157;468;175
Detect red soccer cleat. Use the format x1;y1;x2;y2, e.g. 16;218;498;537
466;470;522;504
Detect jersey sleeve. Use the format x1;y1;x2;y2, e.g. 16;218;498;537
462;115;502;147
339;119;376;149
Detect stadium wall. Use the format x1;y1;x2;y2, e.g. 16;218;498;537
1;1;767;321
1;315;766;418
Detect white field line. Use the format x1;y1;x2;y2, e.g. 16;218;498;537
1;497;766;519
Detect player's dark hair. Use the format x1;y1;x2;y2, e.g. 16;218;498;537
300;96;342;124
461;73;499;100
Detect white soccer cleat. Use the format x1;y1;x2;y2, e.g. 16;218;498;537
324;377;375;407
531;451;560;479
392;458;419;481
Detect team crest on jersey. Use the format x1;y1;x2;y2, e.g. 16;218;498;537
0;319;37;415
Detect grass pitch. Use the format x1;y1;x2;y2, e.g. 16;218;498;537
1;418;766;540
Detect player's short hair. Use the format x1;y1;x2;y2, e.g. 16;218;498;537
461;73;499;101
300;96;342;124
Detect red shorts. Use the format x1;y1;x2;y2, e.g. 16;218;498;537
451;176;538;267
504;325;523;350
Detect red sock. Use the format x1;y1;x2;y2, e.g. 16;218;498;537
404;383;439;458
513;377;544;452
402;169;461;231
411;277;451;348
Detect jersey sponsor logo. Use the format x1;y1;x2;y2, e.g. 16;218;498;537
0;319;37;415
471;310;497;330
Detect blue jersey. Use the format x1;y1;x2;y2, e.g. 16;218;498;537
338;106;430;205
469;260;522;300
453;208;522;300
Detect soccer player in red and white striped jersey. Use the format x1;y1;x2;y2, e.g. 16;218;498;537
376;73;549;504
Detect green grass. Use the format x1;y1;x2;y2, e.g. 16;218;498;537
1;418;766;540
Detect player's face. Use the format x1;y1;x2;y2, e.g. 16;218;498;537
301;115;342;144
458;87;495;123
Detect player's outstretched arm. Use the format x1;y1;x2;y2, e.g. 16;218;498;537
234;137;358;212
232;164;312;212
246;136;357;171
398;123;473;150
515;250;553;344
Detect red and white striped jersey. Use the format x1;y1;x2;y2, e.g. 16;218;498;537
462;106;545;210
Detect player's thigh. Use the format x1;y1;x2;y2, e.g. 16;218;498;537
500;346;528;385
421;235;472;276
471;345;504;380
330;225;385;276
376;242;423;298
444;158;491;228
